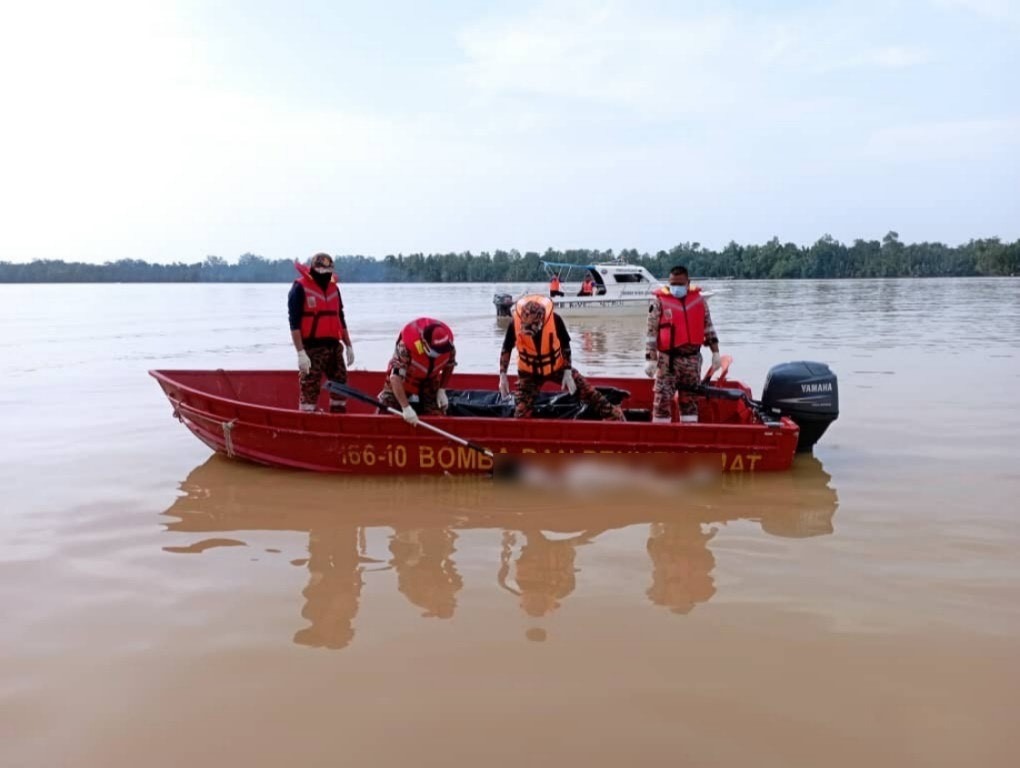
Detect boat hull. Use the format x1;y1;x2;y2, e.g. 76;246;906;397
150;370;800;475
551;296;652;317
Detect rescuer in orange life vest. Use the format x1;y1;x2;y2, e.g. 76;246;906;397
549;273;564;297
645;265;722;423
289;253;355;413
498;295;624;421
379;318;457;426
577;273;595;297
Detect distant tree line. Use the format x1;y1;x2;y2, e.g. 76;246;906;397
1;233;1017;283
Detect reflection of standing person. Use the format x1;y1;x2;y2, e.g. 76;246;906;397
293;526;364;650
645;265;721;424
498;529;603;617
549;273;564;297
289;253;355;413
645;521;717;614
389;527;463;619
498;295;624;421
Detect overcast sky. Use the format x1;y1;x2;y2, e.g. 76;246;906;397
0;0;1017;264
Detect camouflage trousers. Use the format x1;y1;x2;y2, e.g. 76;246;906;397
652;352;701;421
515;369;625;421
378;378;444;415
300;345;347;413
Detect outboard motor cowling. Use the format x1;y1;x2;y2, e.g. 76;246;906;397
761;361;838;453
493;293;514;318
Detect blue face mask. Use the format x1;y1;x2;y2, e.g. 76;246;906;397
669;285;688;299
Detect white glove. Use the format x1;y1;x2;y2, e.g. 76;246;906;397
345;343;355;367
561;368;577;395
297;349;311;374
644;359;657;378
711;351;722;370
401;405;420;426
498;373;510;399
437;388;449;411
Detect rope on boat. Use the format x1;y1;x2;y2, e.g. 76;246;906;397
221;418;238;458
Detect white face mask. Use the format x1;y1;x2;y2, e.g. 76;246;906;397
669;285;688;299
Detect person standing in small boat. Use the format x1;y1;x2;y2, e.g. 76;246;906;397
645;265;722;424
549;272;564;297
577;273;595;297
289;253;355;413
379;318;457;426
499;295;624;421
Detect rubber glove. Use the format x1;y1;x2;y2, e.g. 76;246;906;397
437;388;449;411
711;351;722;370
401;405;420;426
561;368;577;395
345;343;355;367
498;373;510;399
644;359;657;378
297;349;311;374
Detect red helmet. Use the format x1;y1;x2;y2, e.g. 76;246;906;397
422;321;454;355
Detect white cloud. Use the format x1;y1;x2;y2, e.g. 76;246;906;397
864;118;1020;161
456;1;936;120
934;0;1019;19
458;2;756;118
864;45;932;69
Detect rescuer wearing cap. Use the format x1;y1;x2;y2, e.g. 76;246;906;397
289;252;355;413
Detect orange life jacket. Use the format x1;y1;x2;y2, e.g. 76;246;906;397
655;286;706;352
513;296;564;376
294;262;345;341
393;317;454;395
579;277;594;296
550;275;561;292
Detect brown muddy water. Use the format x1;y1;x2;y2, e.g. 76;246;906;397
1;278;1019;767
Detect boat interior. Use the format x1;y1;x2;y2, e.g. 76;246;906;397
155;369;762;426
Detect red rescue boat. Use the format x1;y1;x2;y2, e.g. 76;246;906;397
150;363;838;475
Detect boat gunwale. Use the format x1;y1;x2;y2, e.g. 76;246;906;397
150;368;799;440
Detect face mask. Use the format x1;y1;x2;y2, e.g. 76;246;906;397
669;285;688;299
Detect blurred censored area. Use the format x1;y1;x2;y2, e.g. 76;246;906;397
493;451;724;496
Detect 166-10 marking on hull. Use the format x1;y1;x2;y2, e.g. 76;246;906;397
338;443;409;468
340;442;765;472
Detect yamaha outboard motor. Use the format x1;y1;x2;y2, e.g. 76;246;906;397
761;361;839;453
493;293;514;318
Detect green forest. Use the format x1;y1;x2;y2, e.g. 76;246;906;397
1;233;1017;283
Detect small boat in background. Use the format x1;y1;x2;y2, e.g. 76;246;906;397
494;259;664;319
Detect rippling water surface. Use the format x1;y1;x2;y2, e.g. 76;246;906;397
1;278;1019;767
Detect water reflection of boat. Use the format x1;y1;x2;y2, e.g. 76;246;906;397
161;455;838;649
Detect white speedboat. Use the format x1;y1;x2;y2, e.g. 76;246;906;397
494;260;664;320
